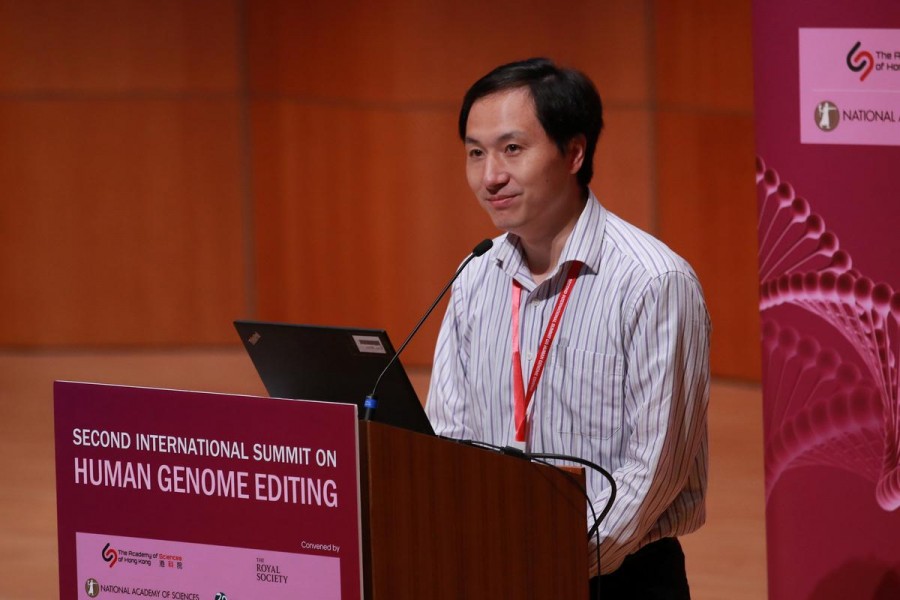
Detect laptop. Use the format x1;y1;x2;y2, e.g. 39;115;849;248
234;320;434;435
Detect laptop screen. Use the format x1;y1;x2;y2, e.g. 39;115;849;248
234;320;434;436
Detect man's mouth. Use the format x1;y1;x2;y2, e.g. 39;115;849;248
485;194;518;208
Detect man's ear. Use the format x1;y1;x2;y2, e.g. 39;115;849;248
567;135;587;175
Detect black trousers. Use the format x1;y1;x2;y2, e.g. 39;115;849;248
588;538;690;600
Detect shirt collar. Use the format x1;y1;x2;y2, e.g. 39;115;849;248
493;191;607;285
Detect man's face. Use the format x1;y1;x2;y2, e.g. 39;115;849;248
463;87;584;243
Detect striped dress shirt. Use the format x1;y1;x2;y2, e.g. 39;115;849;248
426;194;710;576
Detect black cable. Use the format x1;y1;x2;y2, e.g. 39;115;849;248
526;452;616;540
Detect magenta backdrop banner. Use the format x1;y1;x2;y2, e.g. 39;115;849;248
753;1;900;598
54;382;362;600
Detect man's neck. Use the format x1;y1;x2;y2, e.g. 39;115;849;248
520;197;586;285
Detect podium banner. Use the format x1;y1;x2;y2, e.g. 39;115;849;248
54;382;362;600
753;2;900;598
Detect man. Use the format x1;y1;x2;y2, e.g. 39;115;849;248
426;58;710;599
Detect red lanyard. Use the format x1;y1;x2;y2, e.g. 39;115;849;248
511;261;582;443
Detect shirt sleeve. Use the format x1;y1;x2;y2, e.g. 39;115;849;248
588;270;711;574
425;281;476;440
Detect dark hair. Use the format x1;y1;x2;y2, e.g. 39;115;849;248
458;57;604;191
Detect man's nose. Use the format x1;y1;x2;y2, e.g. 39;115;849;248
483;154;510;192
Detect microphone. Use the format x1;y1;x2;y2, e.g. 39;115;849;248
363;238;494;421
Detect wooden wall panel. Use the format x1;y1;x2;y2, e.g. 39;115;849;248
0;0;245;347
653;0;758;380
0;0;239;92
656;112;760;379
594;108;654;233
250;101;496;364
247;0;654;366
654;0;754;111
0;0;761;381
0;100;246;345
247;0;649;105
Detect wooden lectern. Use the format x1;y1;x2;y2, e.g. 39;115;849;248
359;421;588;599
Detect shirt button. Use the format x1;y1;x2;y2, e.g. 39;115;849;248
526;351;534;362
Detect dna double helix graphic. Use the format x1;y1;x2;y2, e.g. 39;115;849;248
757;156;900;511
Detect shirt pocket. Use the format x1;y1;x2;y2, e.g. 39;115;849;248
551;345;624;441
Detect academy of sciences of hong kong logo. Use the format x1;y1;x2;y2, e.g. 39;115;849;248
85;578;100;598
814;100;840;132
847;41;874;81
101;542;118;568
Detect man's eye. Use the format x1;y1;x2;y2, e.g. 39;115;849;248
505;144;521;153
468;148;483;158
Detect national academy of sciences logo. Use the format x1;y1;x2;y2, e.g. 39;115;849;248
814;101;840;132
